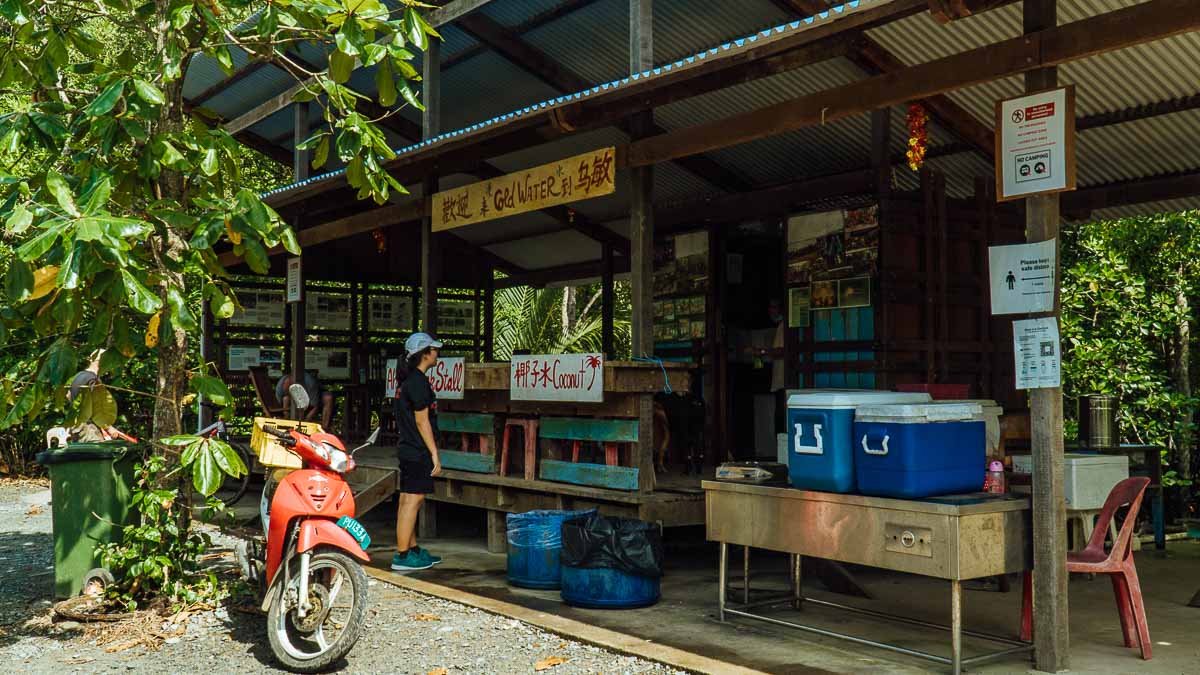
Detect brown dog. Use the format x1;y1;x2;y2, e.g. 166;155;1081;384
653;400;671;473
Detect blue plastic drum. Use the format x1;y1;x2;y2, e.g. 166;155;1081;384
560;565;661;609
506;509;595;589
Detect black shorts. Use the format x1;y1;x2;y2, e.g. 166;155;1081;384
397;445;435;494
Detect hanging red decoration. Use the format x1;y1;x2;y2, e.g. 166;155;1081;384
906;103;929;171
372;228;387;254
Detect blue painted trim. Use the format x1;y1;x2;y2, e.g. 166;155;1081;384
438;449;496;474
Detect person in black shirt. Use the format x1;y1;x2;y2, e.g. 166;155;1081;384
391;332;445;571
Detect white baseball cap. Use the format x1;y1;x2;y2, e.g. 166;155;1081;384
405;332;444;358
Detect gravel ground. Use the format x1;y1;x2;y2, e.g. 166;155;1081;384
0;479;684;675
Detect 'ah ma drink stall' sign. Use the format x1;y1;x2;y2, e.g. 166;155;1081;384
432;147;616;231
510;353;604;403
386;357;465;400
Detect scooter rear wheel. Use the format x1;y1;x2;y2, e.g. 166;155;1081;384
267;548;368;673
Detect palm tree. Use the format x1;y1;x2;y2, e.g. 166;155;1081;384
492;284;631;360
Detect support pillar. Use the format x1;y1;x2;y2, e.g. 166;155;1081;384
421;39;442;334
484;265;495;361
630;0;655;493
602;243;615;358
290;103;309;419
1025;1;1069;671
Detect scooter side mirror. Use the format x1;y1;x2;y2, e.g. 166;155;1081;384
351;427;382;455
288;382;310;410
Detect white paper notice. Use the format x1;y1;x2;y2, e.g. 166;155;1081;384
988;240;1056;315
1013;317;1061;390
286;257;302;303
997;87;1074;200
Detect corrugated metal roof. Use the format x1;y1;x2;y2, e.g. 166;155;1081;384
1089;197;1200;222
184;0;1200;274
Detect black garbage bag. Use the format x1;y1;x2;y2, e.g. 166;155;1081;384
561;514;664;578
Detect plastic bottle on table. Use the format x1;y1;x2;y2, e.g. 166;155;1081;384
985;460;1006;494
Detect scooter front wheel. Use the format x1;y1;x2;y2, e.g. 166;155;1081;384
267;548;369;673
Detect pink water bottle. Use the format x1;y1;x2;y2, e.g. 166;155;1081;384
985;460;1006;494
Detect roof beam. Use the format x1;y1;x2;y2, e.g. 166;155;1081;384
775;0;997;159
1062;170;1200;216
495;257;631;289
625;0;1200;169
456;12;754;192
443;0;603;70
426;0;497;27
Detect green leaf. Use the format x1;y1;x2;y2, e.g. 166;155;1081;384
102;216;151;239
17;218;69;261
132;79;165;105
336;20;361;57
180;438;204;466
362;43;387;67
210;439;246;478
5;204;32;234
37;338;76;385
82;385;118;428
279;225;301;256
375;57;397;107
200;148;218;176
329;49;355;84
30;113;68;143
85;79;126;117
312;135;330;170
167;288;197;331
240;239;269;274
214;46;235;76
193;445;222;497
236;189;271;232
404;8;428;51
5;257;32;302
46;170;79;216
0;386;37;430
397;79;423;111
80;176;113;215
57;241;83;289
120;269;163;314
258;5;278;37
154;139;187;170
160;435;195;447
190;374;232;406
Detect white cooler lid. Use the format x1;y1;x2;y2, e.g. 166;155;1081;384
855;402;983;423
787;389;931;409
1064;453;1130;467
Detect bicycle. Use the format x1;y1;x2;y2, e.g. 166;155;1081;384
196;412;256;507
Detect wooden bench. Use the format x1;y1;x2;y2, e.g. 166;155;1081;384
538;416;640;491
438;412;498;474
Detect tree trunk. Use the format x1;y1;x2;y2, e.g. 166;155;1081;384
562;286;576;339
1174;280;1193;480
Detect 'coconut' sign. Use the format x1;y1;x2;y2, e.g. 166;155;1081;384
510;353;604;403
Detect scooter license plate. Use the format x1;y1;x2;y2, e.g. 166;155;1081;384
336;515;372;550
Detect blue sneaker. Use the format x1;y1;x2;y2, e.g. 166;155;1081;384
414;547;442;566
390;550;432;571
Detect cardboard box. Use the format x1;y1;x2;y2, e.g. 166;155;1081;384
251;417;323;469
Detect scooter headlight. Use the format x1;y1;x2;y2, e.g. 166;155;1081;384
326;446;350;473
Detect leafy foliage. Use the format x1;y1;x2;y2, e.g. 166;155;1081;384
493;282;632;360
1061;211;1200;485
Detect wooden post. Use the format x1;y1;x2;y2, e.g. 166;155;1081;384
871;109;891;389
630;0;656;492
486;509;507;554
1025;1;1069;671
483;265;495;361
418;501;438;540
290;103;309;418
602;243;615;358
421;39;441;334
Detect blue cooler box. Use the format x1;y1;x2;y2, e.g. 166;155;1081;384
786;390;931;492
853;402;986;498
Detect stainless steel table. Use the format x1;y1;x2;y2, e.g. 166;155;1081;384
704;481;1034;674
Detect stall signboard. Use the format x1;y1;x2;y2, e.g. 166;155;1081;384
995;86;1076;201
431;147;616;231
385;359;399;398
306;347;351;379
306;292;352;330
428;357;465;400
370;295;413;332
286;257;302;303
988;239;1056;315
229;289;285;326
510;353;604;403
1013;317;1061;390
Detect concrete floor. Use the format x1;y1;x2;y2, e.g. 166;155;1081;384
355;503;1200;674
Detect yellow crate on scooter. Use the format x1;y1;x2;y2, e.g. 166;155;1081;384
250;417;324;469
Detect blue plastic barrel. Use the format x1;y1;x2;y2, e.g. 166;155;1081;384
506;509;595;589
560;565;660;609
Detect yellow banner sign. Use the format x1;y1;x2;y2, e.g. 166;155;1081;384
431;147;616;231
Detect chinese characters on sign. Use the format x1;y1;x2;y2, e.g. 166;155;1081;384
988;239;1056;315
1013;317;1061;390
995;87;1076;201
431;148;617;231
510;354;604;403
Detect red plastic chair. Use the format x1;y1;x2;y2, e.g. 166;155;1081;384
1020;476;1152;659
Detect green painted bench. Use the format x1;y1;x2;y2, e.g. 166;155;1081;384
438;412;497;474
537;416;640;490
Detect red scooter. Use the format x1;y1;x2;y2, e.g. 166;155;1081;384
238;385;378;672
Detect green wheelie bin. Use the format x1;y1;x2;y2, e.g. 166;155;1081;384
35;442;140;598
